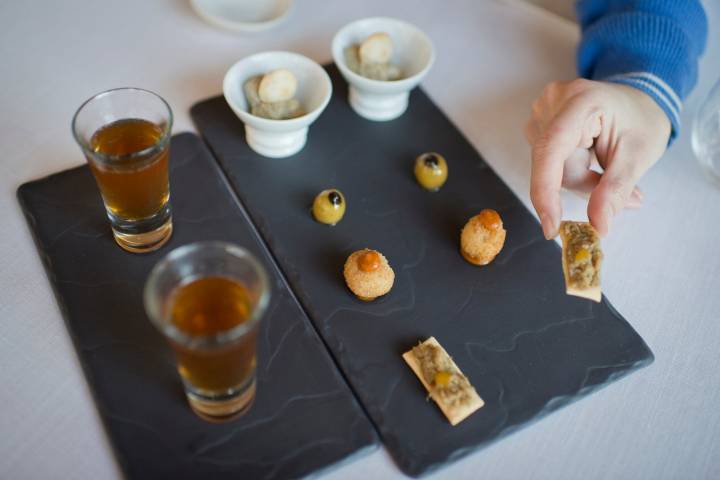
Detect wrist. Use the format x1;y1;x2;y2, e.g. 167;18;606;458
605;78;676;144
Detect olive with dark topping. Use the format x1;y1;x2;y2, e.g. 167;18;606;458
312;189;346;225
424;153;440;168
414;152;448;191
328;190;342;206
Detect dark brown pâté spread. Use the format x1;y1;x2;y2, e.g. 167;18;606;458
412;342;474;409
563;222;603;289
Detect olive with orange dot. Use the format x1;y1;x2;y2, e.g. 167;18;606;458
460;209;506;266
343;248;395;301
312;189;346;225
414;152;448;191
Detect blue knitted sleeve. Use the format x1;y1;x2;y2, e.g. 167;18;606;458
576;0;708;139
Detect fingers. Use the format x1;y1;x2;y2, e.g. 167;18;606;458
530;144;563;240
527;79;667;239
566;168;644;211
561;148;595;190
587;152;647;236
530;95;599;239
580;111;602;149
524;118;539;145
562;148;644;209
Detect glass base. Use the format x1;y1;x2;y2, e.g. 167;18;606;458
186;377;256;422
109;203;173;253
112;218;173;253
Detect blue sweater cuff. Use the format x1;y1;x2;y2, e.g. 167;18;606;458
576;1;708;141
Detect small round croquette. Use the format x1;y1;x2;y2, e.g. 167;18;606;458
460;209;506;265
343;249;394;300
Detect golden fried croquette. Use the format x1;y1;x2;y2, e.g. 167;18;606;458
343;249;395;301
460;209;506;266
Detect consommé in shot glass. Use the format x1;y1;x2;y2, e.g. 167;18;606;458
72;87;173;253
144;242;270;421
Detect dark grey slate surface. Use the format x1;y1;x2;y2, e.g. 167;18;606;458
191;64;655;477
17;132;378;480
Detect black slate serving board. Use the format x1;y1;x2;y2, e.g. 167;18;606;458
17;133;378;479
191;64;655;477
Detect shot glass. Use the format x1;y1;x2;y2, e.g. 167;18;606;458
144;242;270;421
72;88;174;253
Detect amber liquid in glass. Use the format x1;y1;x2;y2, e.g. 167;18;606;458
89;118;169;220
169;276;258;393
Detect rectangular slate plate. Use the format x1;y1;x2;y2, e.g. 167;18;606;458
191;64;655;477
17;133;378;479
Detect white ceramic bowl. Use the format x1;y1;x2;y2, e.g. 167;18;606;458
190;0;293;33
223;51;332;158
332;17;434;121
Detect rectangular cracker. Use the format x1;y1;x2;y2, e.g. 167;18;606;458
559;221;602;303
403;337;484;426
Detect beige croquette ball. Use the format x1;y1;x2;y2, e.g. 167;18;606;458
343;249;395;301
460;209;506;266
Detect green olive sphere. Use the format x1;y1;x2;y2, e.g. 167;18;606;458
312;189;346;225
414;152;448;191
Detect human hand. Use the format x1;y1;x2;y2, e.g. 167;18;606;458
525;79;671;238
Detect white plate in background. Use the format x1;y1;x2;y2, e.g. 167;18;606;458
190;0;293;33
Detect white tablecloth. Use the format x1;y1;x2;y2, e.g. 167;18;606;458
2;1;719;478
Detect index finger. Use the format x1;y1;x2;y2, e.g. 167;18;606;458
530;94;600;239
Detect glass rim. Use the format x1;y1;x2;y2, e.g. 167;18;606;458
71;87;174;164
143;241;271;350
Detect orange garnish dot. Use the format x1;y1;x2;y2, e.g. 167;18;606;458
575;248;591;262
434;371;452;387
478;209;502;230
358;250;381;272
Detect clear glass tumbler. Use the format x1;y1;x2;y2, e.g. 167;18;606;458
144;242;270;421
692;78;720;187
72;88;173;253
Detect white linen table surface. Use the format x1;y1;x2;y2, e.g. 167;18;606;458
1;1;718;479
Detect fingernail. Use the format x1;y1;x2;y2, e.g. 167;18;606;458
540;213;557;240
633;189;644;201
